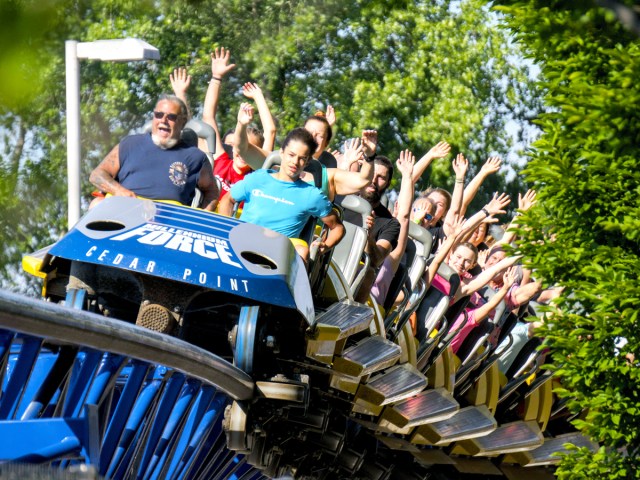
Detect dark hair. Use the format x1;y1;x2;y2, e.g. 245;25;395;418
157;94;188;120
455;242;479;264
373;155;394;186
423;187;452;213
282;128;318;157
304;115;333;144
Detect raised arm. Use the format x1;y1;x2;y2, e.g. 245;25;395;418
461;254;521;297
455;192;511;242
460;156;502;217
325;105;337;145
169;67;192;119
242;82;276;152
89;145;135;198
499;188;537;246
202;47;236;159
425;215;465;287
331;137;372;196
471;267;517;323
387;150;416;268
412;141;451;183
442;153;468;236
233;103;267;170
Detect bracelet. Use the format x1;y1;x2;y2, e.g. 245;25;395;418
481;207;490;217
365;154;376;163
211;76;222;82
455;179;464;184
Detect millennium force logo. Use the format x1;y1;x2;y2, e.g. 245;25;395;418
169;162;189;186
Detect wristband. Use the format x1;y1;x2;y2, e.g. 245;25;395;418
366;154;376;163
211;76;222;82
481;207;490;217
455;179;464;184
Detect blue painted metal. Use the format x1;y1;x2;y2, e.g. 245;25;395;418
63;349;103;418
0;290;261;479
0;418;85;461
99;360;151;472
164;386;218;478
0;335;42;420
236;305;260;374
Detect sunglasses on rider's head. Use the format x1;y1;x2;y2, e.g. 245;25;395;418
153;111;179;122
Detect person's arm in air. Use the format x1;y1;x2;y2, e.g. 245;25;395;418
202;47;236;160
331;138;372;196
460;156;501;217
89;145;135;197
471;267;517;324
442;153;468;236
511;280;543;306
424;215;465;287
325;105;336;143
411;141;451;184
461;254;521;297
314;209;345;254
454;192;511;242
499;189;537;246
242;82;276;152
233;103;267;170
196;159;219;212
386;150;416;272
170;67;192;119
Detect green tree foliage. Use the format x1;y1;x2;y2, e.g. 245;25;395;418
493;1;640;477
0;0;539;291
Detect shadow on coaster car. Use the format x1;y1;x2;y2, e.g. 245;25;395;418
15;196;596;479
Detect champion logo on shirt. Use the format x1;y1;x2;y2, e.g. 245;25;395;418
169;162;189;187
252;189;295;205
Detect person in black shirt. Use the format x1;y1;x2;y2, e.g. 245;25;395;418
342;155;400;302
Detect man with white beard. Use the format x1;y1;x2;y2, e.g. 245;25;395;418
90;95;219;211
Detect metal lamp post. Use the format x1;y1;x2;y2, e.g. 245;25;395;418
65;38;160;228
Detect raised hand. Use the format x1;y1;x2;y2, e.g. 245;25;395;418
326;105;336;127
477;249;489;269
342;138;365;169
169;67;191;97
485;192;511;216
518;188;537;212
448;213;466;237
503;266;518;288
365;213;375;232
481;156;502;175
452;153;469;179
361;130;378;158
427;141;451;160
210;47;236;79
237;102;254;125
242;82;264;100
396;149;415;177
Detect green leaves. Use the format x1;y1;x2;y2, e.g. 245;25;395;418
495;0;640;476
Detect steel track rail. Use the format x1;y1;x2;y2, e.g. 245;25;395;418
0;289;254;401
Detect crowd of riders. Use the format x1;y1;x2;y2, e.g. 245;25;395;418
89;47;561;372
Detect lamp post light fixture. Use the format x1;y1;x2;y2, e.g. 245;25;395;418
65;38;160;228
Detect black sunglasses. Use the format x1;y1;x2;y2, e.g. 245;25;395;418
153;111;179;122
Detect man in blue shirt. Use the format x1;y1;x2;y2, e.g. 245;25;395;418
230;128;344;258
90;95;219;210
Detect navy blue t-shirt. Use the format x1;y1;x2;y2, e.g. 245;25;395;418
117;133;207;205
